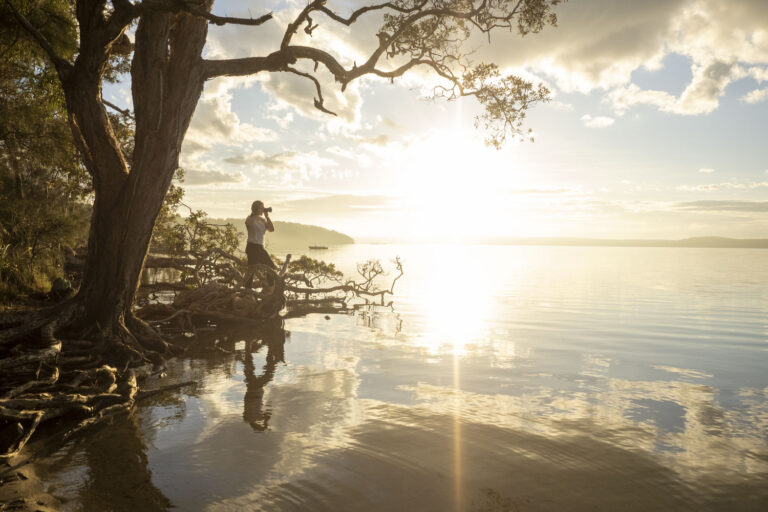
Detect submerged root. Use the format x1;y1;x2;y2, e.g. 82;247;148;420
0;300;183;462
0;364;132;461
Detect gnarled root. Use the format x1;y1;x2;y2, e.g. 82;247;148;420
0;300;180;462
0;365;133;461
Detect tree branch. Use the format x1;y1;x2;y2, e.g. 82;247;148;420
316;0;429;26
140;1;272;27
202;10;272;27
103;99;134;119
3;0;73;75
282;67;337;116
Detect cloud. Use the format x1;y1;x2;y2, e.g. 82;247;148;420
183;169;246;186
742;87;768;104
222;149;340;187
608;62;745;115
675;200;768;212
181;138;213;157
278;194;399;215
508;187;583;196
376;116;403;130
548;100;574;111
677;181;768;191
259;72;364;130
471;0;768;116
187;88;278;146
581;115;615;128
265;108;294;129
698;168;715;173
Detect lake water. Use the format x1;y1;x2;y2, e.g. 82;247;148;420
27;245;768;510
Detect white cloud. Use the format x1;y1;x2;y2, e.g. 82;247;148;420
470;0;768;116
185;79;278;151
265;108;294;129
548;100;574;111
742;87;768;104
608;61;745;115
259;71;364;131
698;168;715;173
222;149;339;187
581;115;615;128
677;181;768;192
608;84;677;114
183;169;246;186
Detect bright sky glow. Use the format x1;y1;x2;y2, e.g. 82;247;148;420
105;0;768;241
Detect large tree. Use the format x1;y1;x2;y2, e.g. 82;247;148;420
3;0;560;359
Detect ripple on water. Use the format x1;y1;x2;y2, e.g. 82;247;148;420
25;246;768;511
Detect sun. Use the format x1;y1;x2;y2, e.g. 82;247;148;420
389;129;537;242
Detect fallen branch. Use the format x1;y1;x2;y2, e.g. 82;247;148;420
136;380;196;401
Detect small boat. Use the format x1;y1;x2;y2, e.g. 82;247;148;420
309;245;328;250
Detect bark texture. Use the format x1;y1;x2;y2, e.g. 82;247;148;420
68;7;209;333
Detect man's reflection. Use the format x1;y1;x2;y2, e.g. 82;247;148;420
242;318;287;431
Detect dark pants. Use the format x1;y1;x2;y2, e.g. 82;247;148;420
246;242;276;269
244;243;276;288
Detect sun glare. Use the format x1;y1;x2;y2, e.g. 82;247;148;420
408;246;496;356
390;129;541;242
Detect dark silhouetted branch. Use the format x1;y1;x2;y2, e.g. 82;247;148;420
283;66;337;116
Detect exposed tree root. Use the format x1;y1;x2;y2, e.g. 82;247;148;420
0;252;403;464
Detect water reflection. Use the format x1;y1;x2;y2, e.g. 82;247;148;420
406;246;498;355
19;247;768;510
242;320;286;431
35;411;171;511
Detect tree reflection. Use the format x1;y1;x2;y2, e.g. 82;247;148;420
242;318;287;431
78;413;171;511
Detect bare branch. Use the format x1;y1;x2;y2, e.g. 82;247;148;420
316;0;429;26
281;1;317;49
141;1;273;27
103;99;134;119
283;67;337;116
204;46;347;80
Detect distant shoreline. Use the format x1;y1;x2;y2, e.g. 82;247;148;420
495;237;768;249
356;237;768;249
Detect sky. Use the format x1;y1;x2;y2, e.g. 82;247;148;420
106;0;768;242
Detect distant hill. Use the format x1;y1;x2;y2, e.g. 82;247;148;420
490;236;768;249
214;218;354;250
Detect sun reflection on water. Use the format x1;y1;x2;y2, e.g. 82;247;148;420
408;245;498;356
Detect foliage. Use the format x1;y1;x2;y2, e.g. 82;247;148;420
281;255;344;286
0;0;89;299
149;175;244;286
151;183;242;259
0;1;139;300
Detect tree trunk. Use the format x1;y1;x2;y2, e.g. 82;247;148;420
76;175;168;330
64;8;210;340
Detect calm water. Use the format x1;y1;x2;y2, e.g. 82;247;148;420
30;245;768;510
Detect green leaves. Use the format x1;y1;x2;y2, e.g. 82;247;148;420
377;0;560;147
0;1;90;297
463;63;549;148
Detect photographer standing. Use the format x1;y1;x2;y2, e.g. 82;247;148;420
244;200;276;288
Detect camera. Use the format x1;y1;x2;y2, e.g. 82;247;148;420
264;206;273;213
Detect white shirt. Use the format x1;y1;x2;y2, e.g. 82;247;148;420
245;215;267;245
